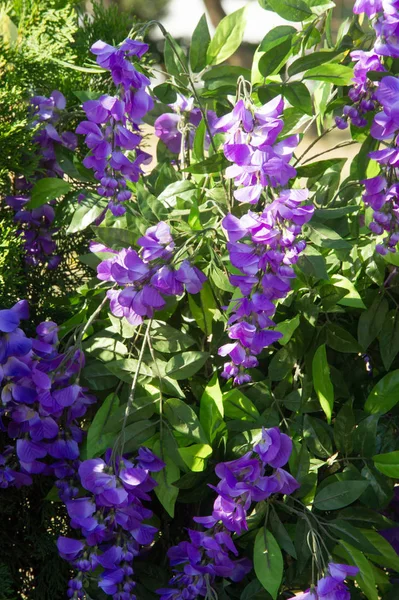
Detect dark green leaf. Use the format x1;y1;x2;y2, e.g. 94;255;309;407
259;26;296;53
282;82;312;115
326;324;362;353
165;351;209;380
297;245;329;280
305;223;352;250
184;152;229;174
378;310;399;371
82;362;119;390
253;528;283;600
259;38;292;77
314;480;369;510
262;0;313;22
92;226;138;249
150;322;195;353
334;542;378;600
121;420;157;452
67;195;107;234
365;369;399;415
164;36;188;80
269;510;297;558
328;520;381;555
206;6;248;66
312;344;334;422
288;50;344;77
164;398;209;443
303;415;333;458
269;345;297;381
334;403;355;454
27;178;71;208
353;415;379;458
87;393;120;458
190;14;211;72
296;158;347;178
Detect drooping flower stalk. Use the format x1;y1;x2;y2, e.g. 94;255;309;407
77;39;153;216
6;90;77;268
215;94;313;383
157;427;299;600
96;221;206;325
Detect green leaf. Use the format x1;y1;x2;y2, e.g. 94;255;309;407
164;398;209;444
86;393;120;458
334;404;355;454
314;480;369;510
165;351;209;380
312;344;334;423
334;542;378;600
206;6;248;66
105;359;153;383
27;178;71;208
365;369;399;415
82;362;119;390
67;195;107;234
269;510;297;558
150;322;195;353
288;50;344;77
303;63;354;85
223;389;260;422
360;529;399;571
303;415;333;458
121;420;157;453
259;26;296;53
92;226;138;249
184;152;229;174
331;275;366;309
275;315;300;346
326;324;362;353
378;310;399;371
328;520;383;555
269;345;297;381
190;14;211;72
178;444;212;471
305;223;352;250
283;82;313;115
296;158;347;178
164;36;188;79
188;282;216;335
153;443;180;517
373;451;399;478
254;528;283;600
261;0;313;21
297;245;329;280
358;296;389;350
200;373;225;443
259;38;292;78
353;415;379;458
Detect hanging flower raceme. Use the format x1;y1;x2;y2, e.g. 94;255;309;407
219;189;313;384
335;50;385;130
154;93;217;155
157;427;299;600
0;300;95;489
6;90;77;268
354;0;399;57
295;562;359;600
58;448;165;600
357;76;399;254
215;96;299;205
77;38;153;216
96;221;206;325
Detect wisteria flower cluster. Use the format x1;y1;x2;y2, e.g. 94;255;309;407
295;562;359;600
335;50;385;130
154;93;217;155
58;448;165;600
348;1;399;254
215;96;299;204
0;300;94;490
6;90;76;268
215;95;313;383
96;221;206;325
157;427;299;600
77;38;153;216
